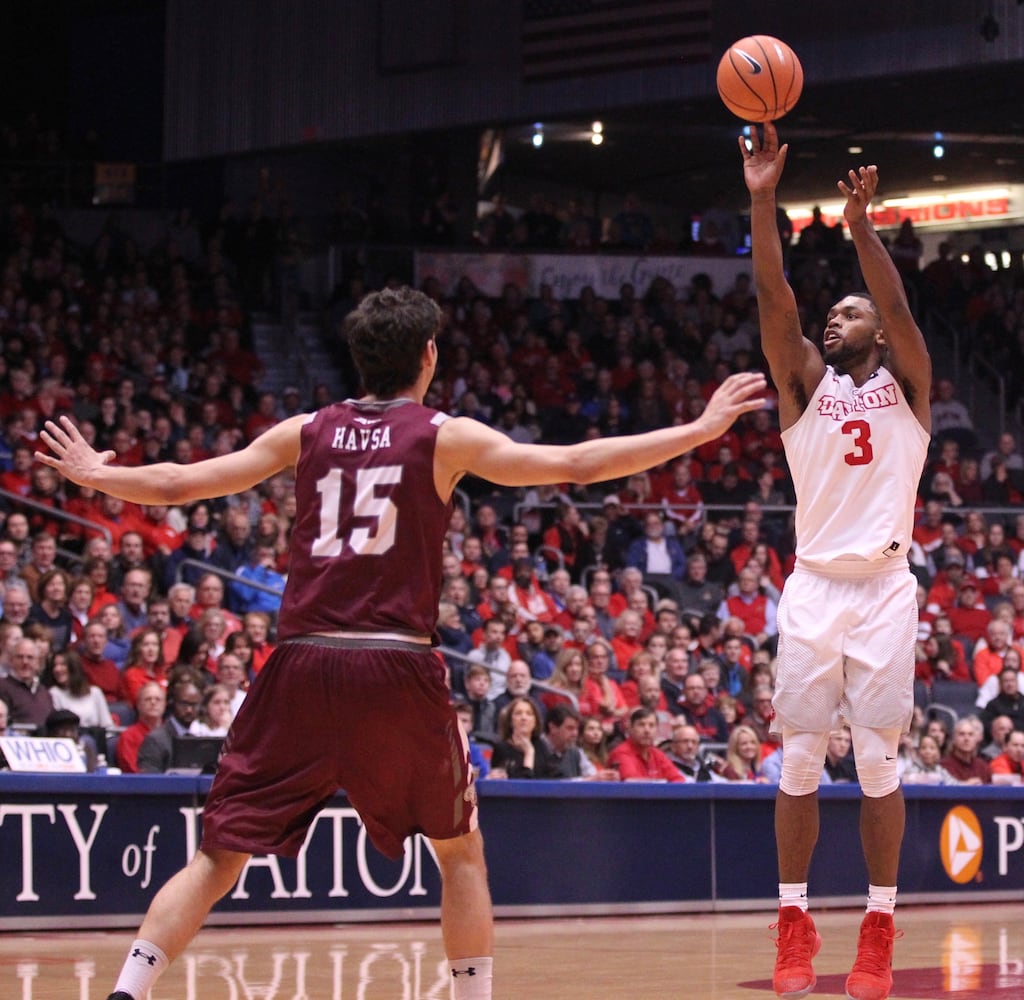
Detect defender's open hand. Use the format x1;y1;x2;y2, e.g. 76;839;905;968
35;415;116;486
699;371;768;439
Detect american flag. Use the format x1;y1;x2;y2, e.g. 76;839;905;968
522;0;712;82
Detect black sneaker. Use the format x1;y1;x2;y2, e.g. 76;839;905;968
107;993;135;1000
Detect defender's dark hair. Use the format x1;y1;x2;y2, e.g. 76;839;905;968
344;286;441;397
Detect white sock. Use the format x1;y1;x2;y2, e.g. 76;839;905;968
113;939;169;999
866;883;897;915
450;955;492;999
779;882;809;912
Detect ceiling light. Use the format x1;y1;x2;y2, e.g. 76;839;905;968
848;146;863;154
532;123;544;148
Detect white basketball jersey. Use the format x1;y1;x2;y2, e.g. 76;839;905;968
781;365;929;569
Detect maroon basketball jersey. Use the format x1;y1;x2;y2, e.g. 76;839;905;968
277;399;452;640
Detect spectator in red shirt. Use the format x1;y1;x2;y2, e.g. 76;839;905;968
739;408;784;464
207;326;265;388
972;618;1024;688
541;501;591;580
959;510;988;558
719;566;778;650
729;517;783;583
190;573;243;635
719;724;765;781
0;443;34;496
506;557;558;627
977;550;1019;603
610;610;646;676
946;578;992;644
242;611;275;678
107;426;144;467
139;503;183;558
925;547;971;615
1007;513;1024;559
915;633;972;687
927;437;961;486
578;638;628;734
553;584;589;633
989;728;1024;781
115;681;167;774
607;706;684;781
911;499;945;561
77;619;121;704
531;355;573;415
460;535;487;580
142;597;184;667
0;369;39;423
24;464;64;537
243;391;282;441
1009;582;1024;642
119;628;169;707
87;493;146;550
657;459;704;542
619;649;659;706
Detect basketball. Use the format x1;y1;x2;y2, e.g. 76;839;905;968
716;35;803;123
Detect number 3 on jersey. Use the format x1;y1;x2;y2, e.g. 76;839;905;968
842;419;874;466
313;465;403;557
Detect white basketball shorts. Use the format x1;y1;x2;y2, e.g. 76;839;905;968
772;562;918;735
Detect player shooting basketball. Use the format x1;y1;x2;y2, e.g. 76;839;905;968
741;123;932;1000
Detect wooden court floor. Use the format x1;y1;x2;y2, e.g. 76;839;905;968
1;903;1021;999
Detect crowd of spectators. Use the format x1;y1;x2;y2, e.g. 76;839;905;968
0;116;1022;786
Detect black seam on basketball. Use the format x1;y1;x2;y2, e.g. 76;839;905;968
727;49;768;115
753;37;780;118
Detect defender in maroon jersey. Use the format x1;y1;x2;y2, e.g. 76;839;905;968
38;286;765;1000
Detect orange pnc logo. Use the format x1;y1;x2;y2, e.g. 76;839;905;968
940;806;983;884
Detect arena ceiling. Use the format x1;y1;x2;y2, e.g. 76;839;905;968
497;61;1024;218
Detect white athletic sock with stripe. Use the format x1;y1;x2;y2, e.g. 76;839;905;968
779;882;809;912
866;884;897;915
113;939;169;999
450;955;492;999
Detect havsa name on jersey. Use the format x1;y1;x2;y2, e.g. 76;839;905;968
331;424;392;451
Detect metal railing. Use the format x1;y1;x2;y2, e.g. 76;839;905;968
518;498;1023;528
437;643;578;712
514;500;795;525
0;487;113;546
173;558;284;600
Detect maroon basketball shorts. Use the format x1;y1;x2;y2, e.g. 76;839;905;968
200;638;477;860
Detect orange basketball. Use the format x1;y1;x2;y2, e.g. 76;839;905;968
716;35;803;123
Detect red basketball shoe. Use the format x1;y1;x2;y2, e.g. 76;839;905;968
845;911;902;1000
771;906;822;999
